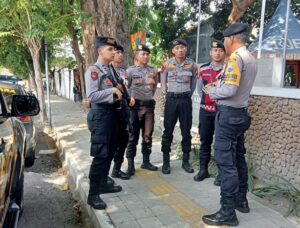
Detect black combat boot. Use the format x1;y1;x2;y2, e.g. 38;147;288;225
202;197;238;226
107;176;115;185
126;158;135;176
193;160;210;181
87;195;107;210
235;193;250;213
99;176;122;194
182;153;194;173
162;153;171;174
87;182;107;210
111;163;130;180
141;154;158;171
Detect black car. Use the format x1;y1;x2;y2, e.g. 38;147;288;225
0;92;40;227
0;82;37;167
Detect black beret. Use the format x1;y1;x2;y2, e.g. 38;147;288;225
171;39;188;48
136;44;150;53
211;40;225;51
115;44;124;52
95;36;117;49
223;23;249;37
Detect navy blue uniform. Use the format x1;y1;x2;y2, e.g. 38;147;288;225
85;61;118;196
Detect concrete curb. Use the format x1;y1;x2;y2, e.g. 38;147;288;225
54;128;115;228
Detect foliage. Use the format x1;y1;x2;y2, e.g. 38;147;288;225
253;175;300;217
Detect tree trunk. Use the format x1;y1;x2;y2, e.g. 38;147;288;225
67;22;87;99
228;0;255;24
27;39;49;126
25;59;37;93
81;0;133;67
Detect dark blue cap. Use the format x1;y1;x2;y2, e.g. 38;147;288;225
211;40;225;51
115;44;124;52
171;39;188;48
136;45;150;53
223;23;248;37
95;36;117;49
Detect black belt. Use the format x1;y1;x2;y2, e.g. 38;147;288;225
166;92;191;98
135;99;155;107
91;103;117;110
217;105;247;112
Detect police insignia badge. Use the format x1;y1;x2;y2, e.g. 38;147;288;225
184;64;192;69
107;38;115;45
91;71;98;81
167;63;176;68
227;66;234;72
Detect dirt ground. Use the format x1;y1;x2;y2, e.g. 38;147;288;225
18;131;89;228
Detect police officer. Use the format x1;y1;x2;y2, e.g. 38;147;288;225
111;44;134;180
125;45;158;176
85;37;123;210
194;41;225;183
202;23;257;226
160;39;197;174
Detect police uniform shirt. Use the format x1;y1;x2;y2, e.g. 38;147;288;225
115;67;126;81
84;59;114;104
126;65;158;101
209;46;257;108
160;57;197;94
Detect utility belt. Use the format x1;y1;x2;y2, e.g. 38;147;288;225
166;91;191;99
91;103;118;110
135;99;156;107
217;105;247;112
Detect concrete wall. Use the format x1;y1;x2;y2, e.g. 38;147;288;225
54;69;75;101
153;88;300;187
254;58;284;88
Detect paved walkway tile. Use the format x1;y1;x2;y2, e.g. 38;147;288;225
51;95;299;228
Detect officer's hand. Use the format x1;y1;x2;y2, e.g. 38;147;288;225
82;99;91;111
204;84;211;94
129;97;135;107
112;87;122;100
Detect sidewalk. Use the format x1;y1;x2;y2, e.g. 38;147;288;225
50;94;298;228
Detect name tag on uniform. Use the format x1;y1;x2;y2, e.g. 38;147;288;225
177;71;192;76
133;75;142;79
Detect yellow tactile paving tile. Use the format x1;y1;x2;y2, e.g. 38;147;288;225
159;192;191;205
147;182;178;195
137;169;215;227
135;170;159;179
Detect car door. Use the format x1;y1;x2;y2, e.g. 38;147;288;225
0;93;18;227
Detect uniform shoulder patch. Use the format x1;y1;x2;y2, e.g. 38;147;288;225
224;54;241;86
91;70;99;81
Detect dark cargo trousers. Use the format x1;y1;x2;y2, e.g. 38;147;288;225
126;102;155;159
214;105;251;202
113;112;129;166
161;92;192;157
199;109;216;164
87;105;118;196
